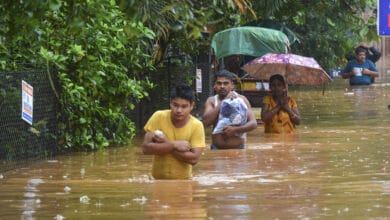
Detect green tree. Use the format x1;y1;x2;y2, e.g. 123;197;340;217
0;0;378;151
243;0;378;70
0;0;155;149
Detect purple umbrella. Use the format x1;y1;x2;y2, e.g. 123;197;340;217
241;53;332;85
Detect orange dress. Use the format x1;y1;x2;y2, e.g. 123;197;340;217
263;95;298;134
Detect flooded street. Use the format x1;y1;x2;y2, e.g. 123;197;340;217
1;78;390;219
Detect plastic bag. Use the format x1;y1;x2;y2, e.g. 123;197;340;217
212;97;247;134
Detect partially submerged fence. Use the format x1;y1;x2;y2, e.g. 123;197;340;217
0;55;212;173
0;69;60;172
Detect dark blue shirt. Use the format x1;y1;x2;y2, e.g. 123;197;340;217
342;59;378;85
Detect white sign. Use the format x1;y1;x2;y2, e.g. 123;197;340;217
21;80;33;125
196;68;202;93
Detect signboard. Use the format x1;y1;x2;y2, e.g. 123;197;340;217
378;0;390;35
196;68;202;93
21;80;33;125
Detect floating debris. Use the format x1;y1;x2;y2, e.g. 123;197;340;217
133;196;147;205
28;178;44;186
194;174;238;186
64;186;71;193
128;175;154;183
120;202;130;207
80;168;85;176
79;195;90;203
54;214;65;220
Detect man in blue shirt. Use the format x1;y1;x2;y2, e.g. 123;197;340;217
342;47;379;85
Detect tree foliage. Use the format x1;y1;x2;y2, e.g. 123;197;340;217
1;0;155;150
131;0;379;72
233;0;379;70
0;0;379;150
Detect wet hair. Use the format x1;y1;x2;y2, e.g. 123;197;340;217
355;46;367;55
215;69;235;82
170;83;195;103
269;74;286;85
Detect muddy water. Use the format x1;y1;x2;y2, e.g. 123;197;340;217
1;78;390;219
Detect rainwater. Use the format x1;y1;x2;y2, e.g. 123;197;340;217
1;77;390;219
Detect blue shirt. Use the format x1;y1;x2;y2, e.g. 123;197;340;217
341;59;378;85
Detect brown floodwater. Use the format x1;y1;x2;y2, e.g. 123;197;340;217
1;78;390;219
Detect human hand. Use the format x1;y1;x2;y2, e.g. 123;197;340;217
222;126;237;137
173;141;192;152
279;97;290;111
225;91;238;100
362;68;369;75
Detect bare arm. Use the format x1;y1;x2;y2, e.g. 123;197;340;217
171;148;203;165
362;68;379;77
261;103;281;123
141;132;191;155
342;71;354;79
202;96;220;127
280;97;301;125
261;97;301;125
282;106;301;125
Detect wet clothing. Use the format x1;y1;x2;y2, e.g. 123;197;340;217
263;95;297;134
144;110;206;179
341;59;378;85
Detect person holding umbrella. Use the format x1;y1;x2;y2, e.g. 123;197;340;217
261;74;301;134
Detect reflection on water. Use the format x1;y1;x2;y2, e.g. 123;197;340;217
1;78;390;219
21;178;44;220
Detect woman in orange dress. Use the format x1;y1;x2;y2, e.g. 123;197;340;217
261;74;301;134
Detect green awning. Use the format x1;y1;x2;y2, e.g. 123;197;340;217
211;26;290;60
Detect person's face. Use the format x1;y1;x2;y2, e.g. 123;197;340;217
214;76;234;98
170;97;194;122
270;79;286;96
356;52;366;63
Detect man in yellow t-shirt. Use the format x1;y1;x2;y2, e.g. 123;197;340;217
142;84;206;179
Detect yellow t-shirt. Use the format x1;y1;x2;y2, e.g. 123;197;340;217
263;95;298;134
144;110;206;179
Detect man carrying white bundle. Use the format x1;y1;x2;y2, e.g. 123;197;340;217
202;69;257;150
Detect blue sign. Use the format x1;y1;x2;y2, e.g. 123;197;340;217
378;0;390;35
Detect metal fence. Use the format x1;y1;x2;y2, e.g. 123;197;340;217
0;55;212;172
0;69;60;172
131;54;212;130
